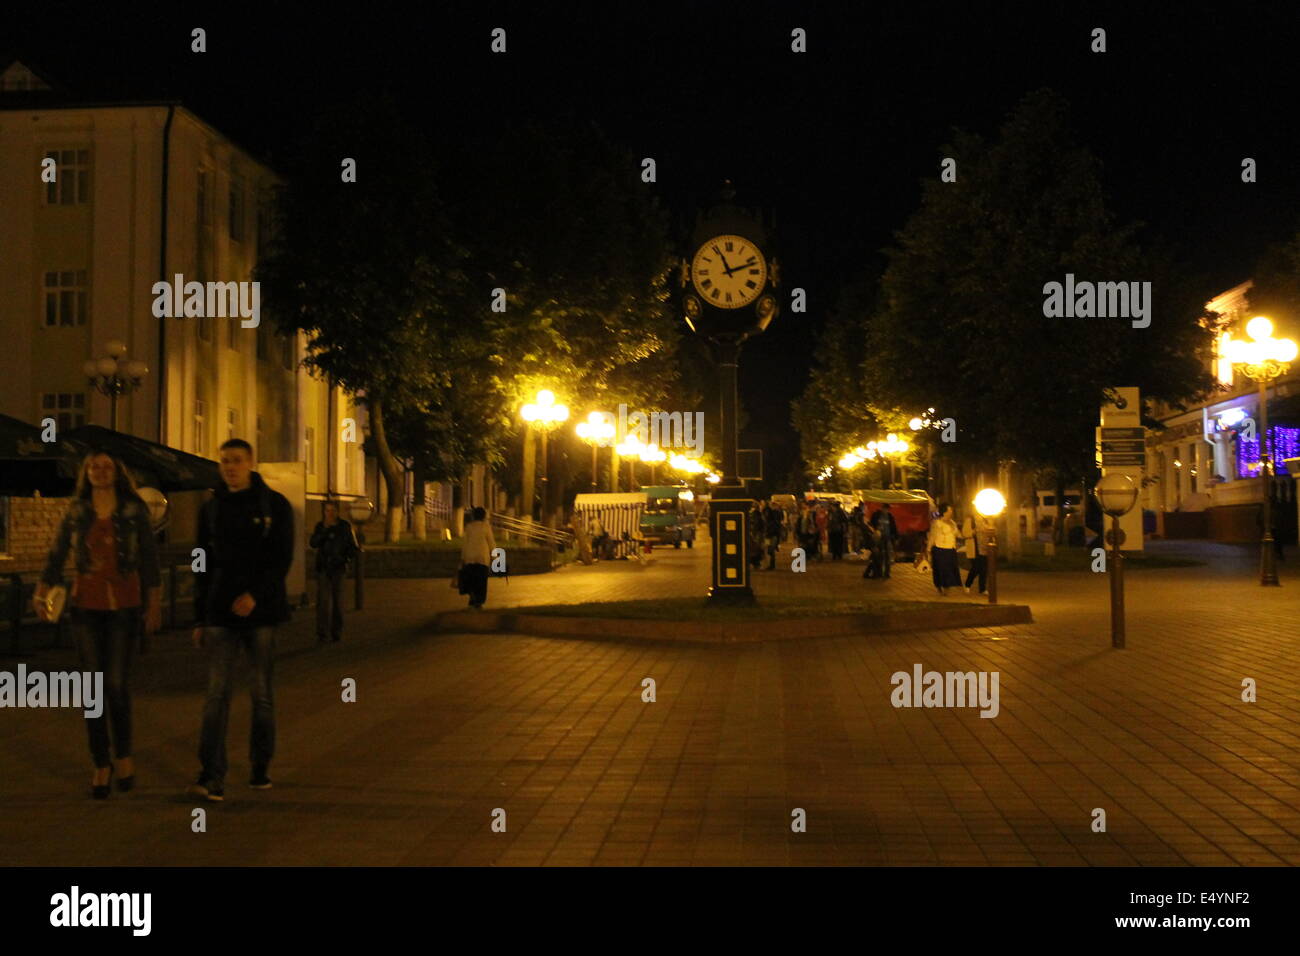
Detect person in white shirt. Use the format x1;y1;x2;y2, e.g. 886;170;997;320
928;504;963;595
459;507;497;609
961;512;993;593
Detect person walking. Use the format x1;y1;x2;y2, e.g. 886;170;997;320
748;501;767;570
928;504;963;596
764;497;784;570
962;510;992;594
814;503;829;561
459;506;497;609
828;502;847;561
34;451;161;799
870;504;898;578
309;500;358;643
189;439;294;802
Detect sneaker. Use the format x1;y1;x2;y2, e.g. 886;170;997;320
188;776;224;802
249;767;272;790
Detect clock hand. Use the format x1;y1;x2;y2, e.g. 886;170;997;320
718;252;734;275
723;256;757;277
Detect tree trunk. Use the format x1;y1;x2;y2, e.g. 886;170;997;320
451;479;465;537
367;394;406;543
412;460;427;540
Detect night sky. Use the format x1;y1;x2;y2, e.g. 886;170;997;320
11;0;1300;485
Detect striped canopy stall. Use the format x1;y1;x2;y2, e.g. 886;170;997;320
572;493;646;559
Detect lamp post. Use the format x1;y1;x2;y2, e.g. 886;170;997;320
616;436;643;491
1225;316;1296;586
521;389;569;526
575;412;616;493
640;444;666;485
974;488;1006;605
1094;473;1138;648
84;341;149;432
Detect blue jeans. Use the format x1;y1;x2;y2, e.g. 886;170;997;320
198;625;276;785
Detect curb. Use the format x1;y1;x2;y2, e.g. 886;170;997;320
434;603;1034;644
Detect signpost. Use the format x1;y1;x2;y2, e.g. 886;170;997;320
1098;389;1146;553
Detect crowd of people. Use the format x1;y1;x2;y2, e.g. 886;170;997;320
743;495;996;597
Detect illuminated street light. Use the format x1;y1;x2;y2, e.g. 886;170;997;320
575;411;616;492
974;489;1006;605
1225;315;1296;585
519;389;570;526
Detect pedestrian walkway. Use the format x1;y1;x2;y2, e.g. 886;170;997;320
1;538;1297;866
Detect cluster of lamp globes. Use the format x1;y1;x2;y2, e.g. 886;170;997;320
524;391;720;483
1222;316;1298;371
837;433;911;471
83;339;149;385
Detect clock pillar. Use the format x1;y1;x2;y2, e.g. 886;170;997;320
679;181;780;605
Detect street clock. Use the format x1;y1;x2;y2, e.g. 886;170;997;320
690;234;768;309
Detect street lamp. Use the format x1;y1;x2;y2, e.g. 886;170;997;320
640;444;666;485
520;389;569;526
974;488;1006;605
84;340;149;432
575;411;616;493
616;435;644;490
1094;473;1139;649
1224;315;1296;586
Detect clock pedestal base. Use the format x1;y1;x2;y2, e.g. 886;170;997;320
706;491;756;605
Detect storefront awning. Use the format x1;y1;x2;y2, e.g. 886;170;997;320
65;425;221;491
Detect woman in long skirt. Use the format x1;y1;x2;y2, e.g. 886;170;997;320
928;505;963;596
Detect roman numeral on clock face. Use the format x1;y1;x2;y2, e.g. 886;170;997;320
745;280;757;289
711;289;721;299
725;241;733;252
701;279;712;289
749;268;759;275
725;292;733;302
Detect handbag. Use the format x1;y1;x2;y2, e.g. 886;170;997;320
42;585;68;623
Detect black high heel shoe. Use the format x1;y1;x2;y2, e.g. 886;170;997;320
116;774;135;793
91;765;114;800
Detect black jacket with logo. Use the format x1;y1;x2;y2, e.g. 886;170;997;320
194;471;294;628
310;518;358;574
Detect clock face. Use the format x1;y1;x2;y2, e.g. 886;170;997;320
691;235;767;309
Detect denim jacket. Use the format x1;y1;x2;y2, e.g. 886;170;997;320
41;497;162;591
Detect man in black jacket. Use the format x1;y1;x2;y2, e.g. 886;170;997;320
310;500;358;643
188;439;294;802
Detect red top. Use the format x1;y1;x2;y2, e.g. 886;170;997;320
76;517;142;611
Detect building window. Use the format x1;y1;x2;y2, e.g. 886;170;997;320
257;321;270;361
280;331;295;370
305;426;316;476
194;399;208;456
44;149;91;205
229;177;245;242
43;270;88;327
227;407;240;441
41;392;86;432
344;438;354;491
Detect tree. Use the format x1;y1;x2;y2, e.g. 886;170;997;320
863;89;1217;529
257;97;479;541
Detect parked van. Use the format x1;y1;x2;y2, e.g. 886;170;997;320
640;485;697;548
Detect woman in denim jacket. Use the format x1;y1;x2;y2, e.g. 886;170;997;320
34;451;162;798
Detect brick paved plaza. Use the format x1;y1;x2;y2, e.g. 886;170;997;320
2;539;1298;866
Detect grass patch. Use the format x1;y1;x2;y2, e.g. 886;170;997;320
502;596;963;621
